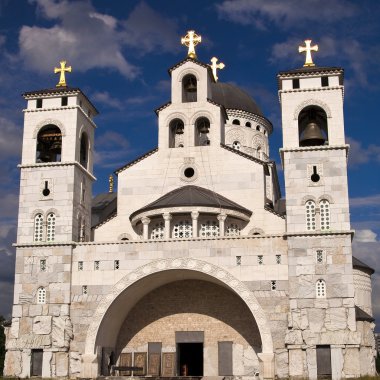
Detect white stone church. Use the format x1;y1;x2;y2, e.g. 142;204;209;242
4;33;377;379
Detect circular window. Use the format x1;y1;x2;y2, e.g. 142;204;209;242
180;164;198;182
184;167;195;178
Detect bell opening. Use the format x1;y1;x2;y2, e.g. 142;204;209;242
182;74;197;103
36;125;62;163
298;106;328;147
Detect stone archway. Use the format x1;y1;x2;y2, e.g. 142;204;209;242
82;258;274;378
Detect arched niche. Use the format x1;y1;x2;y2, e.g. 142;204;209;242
182;74;197;103
36;124;62;163
298;105;328;147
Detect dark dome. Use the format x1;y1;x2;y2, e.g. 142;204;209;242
211;82;263;116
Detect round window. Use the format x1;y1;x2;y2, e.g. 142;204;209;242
184;167;195;178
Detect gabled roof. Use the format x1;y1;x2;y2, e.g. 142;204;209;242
353;256;375;275
115;148;158;175
168;57;215;79
355;306;375;322
130;185;252;220
91;192;117;228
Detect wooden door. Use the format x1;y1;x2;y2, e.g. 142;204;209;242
31;349;43;377
316;345;332;377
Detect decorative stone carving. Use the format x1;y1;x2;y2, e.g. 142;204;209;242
52;316;73;348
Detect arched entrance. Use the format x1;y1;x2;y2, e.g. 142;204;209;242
82;258;274;378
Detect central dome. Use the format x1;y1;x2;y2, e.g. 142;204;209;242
211;82;263;116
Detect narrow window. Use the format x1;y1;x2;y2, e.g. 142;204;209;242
37;287;46;304
256;125;260;131
80;133;88;168
319;199;330;230
46;212;56;242
78;261;83;271
114;260;120;270
236;256;241;266
316;250;324;264
82;285;88;295
316;279;326;298
321;76;329;87
276;255;281;264
305;200;316;231
94;261;100;270
258;255;263;265
292;78;300;89
36;98;43;108
232;119;240;125
271;280;277;291
34;213;44;242
40;259;46;272
61;96;68;106
245;122;251;128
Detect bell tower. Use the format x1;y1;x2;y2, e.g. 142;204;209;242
18;65;97;244
279;41;358;377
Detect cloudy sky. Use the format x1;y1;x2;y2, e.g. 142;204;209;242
0;0;379;327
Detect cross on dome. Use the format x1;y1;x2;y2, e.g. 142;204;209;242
181;30;202;59
209;57;225;82
54;60;72;87
298;40;318;67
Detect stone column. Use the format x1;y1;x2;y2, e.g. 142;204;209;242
258;353;275;380
217;213;227;237
191;212;199;237
163;213;172;239
141;217;151;240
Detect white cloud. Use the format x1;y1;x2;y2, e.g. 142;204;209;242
350;194;380;207
92;91;124;110
216;0;356;28
0;117;23;159
355;229;378;243
18;0;179;80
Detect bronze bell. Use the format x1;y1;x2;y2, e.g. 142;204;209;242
184;76;197;92
49;138;62;154
300;121;326;146
174;121;184;134
198;120;210;134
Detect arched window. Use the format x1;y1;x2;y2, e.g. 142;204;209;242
169;119;185;148
319;199;330;230
46;212;56;242
305;200;316;231
316;279;326;298
298;106;328;147
36;125;62;163
232;119;240;125
195;117;210;146
232;141;241;150
245;122;251;128
200;220;219;238
256;125;260;131
34;213;44;242
80;133;88;168
151;221;165;240
182;74;197;102
37;287;46;304
172;220;192;238
226;223;241;237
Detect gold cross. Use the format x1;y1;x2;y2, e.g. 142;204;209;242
299;40;318;67
181;30;202;59
54;60;72;87
209;57;225;82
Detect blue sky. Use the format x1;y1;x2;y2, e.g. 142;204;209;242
0;0;379;327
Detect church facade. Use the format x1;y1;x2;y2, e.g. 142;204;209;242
4;35;376;379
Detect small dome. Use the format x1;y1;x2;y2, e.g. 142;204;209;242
211;82;263;116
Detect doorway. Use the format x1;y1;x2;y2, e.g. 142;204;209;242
31;349;43;376
177;343;203;376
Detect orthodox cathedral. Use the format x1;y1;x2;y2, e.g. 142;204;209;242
4;31;376;379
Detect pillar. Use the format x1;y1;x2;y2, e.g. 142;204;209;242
141;217;151;240
163;213;172;239
217;213;227;237
258;353;275;380
191;211;199;237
